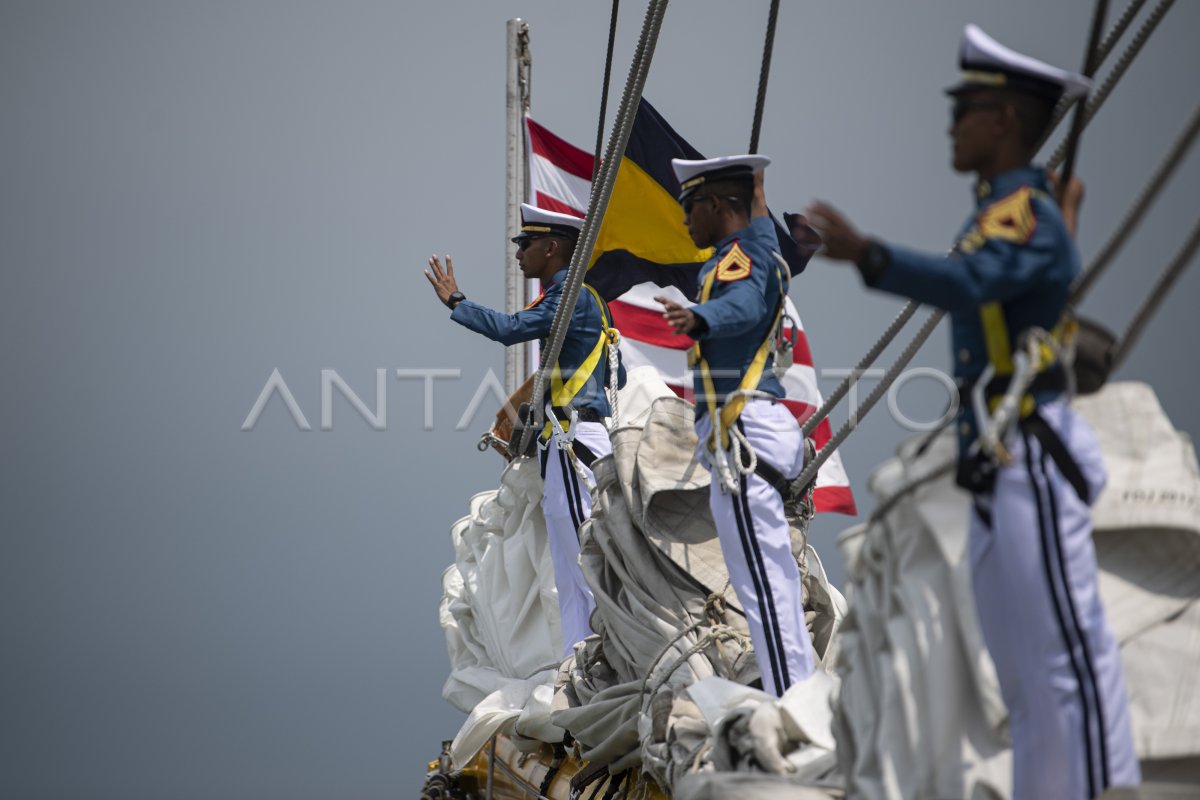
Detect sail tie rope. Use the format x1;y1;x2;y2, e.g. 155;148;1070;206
638;591;749;708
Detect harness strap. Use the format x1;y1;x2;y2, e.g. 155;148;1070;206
752;458;792;496
543;283;620;439
956;408;1090;504
690;252;787;450
975;187;1073;417
1021;410;1091;504
572;439;598;470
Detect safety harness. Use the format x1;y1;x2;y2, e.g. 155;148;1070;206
960;301;1089;503
689;249;815;505
506;283;620;468
689;252;787;449
544;284;620;438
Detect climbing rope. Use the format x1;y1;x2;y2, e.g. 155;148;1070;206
520;0;671;456
593;0;620;183
1113;215;1200;369
794;309;947;494
1043;0;1148;141
1072;103;1200;303
748;0;781;155
1056;0;1110;195
1045;0;1175;170
800;303;919;438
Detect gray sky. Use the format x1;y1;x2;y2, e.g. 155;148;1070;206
2;1;1196;797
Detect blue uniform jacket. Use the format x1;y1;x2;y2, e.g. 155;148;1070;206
870;166;1078;452
450;268;623;417
689;215;789;416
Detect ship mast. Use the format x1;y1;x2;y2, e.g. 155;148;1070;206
504;19;533;395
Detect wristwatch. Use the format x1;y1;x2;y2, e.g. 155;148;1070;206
856;240;891;285
445;291;466;310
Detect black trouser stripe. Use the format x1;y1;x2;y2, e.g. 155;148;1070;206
558;449;584;538
738;473;792;693
1038;446;1110;791
1024;432;1099;799
729;473;784;695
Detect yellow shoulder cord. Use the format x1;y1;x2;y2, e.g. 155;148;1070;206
543;283;620;439
689;262;786;450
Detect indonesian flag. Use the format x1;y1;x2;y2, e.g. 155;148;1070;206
526;105;855;515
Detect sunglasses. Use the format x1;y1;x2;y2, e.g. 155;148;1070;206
951;97;1004;124
516;235;551;251
682;193;713;214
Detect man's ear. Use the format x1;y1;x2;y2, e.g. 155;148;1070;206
1001;103;1022;137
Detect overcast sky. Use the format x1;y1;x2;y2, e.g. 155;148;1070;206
2;1;1197;797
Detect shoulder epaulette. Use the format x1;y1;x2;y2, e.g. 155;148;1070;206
715;241;753;282
978;186;1037;244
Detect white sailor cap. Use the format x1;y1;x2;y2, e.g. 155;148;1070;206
946;24;1090;102
511;203;584;243
671;154;770;203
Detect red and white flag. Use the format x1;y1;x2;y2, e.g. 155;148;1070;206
526;114;855;515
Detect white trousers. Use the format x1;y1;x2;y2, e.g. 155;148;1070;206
695;399;816;696
540;421;610;658
969;400;1139;799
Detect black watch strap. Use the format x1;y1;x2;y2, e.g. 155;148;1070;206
856;240;891;285
446;291;466;310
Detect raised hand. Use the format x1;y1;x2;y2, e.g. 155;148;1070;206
423;253;460;306
804;201;869;263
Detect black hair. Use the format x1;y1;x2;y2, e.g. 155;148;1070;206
708;178;753;217
999;89;1057;154
554;235;577;263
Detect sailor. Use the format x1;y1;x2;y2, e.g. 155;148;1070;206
656;156;816;697
424;204;623;658
804;25;1139;798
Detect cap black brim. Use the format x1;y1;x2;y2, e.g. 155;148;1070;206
944;82;984;97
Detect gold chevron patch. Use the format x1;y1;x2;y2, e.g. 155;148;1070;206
715;242;752;282
978;186;1037;244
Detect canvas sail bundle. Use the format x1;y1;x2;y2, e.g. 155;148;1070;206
437;367;847;790
833;381;1200;799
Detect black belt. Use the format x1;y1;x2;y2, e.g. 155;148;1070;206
550;405;602;424
957;366;1068;407
538;438;598;478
